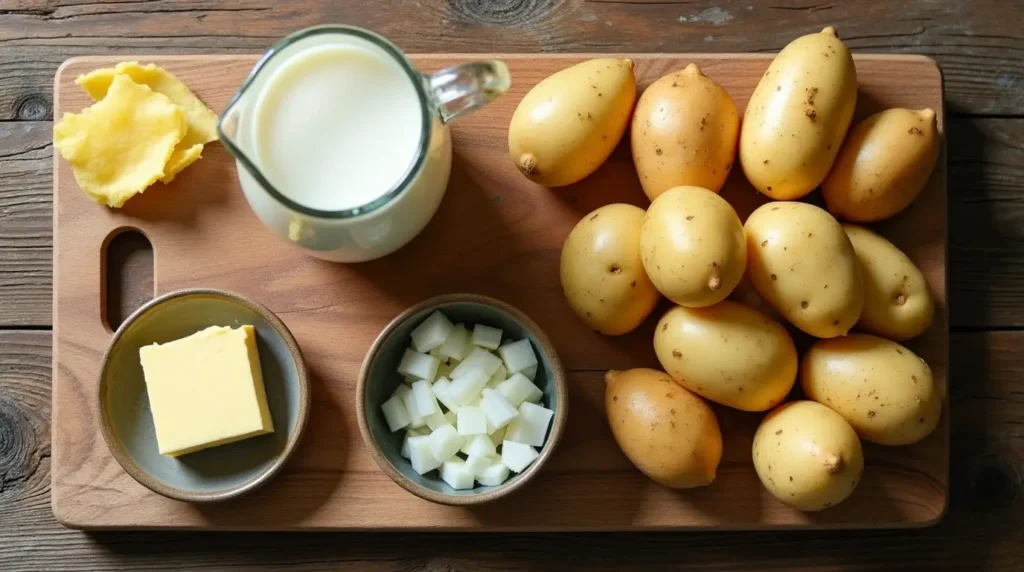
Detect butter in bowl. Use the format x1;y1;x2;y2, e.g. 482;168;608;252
98;289;310;503
139;325;275;457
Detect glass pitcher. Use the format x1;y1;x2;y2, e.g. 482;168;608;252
218;25;510;262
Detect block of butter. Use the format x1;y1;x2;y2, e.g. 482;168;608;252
139;325;274;456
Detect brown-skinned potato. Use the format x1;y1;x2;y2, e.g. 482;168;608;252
605;368;722;488
632;64;739;200
509;58;636;187
743;201;864;337
753;401;864;511
822;108;940;222
739;27;857;200
561;204;661;335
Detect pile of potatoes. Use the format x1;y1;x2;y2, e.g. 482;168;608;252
508;27;942;512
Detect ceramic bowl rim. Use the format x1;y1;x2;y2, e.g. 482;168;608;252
356;293;568;506
97;287;311;503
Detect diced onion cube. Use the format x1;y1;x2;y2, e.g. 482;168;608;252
398;349;440;382
425;408;448;431
477;461;511;486
522;363;538;381
502;440;539;473
496;373;543;407
431;377;461;412
464;434;497;458
410;311;454;353
391;384;408;399
444;410;457;425
456;406;488;436
498;339;538;374
450;347;503;379
381;394;411;432
489;424;507;445
400;431;414;459
504;402;554;447
471;324;503;350
480;388;519;430
408;435;442;475
407;426;429;436
410;379;440;418
397;385;425;428
429;346;449;363
465;454;491;477
487;364;507;388
440;459;475;490
448;366;490;405
428;424;464;462
439;323;470;361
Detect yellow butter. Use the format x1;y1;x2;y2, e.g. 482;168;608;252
161;142;204;183
139;325;274;457
54;74;186;207
77;61;219;183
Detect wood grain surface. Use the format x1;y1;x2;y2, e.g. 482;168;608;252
51;54;947;531
1;0;1022;569
0;0;1020;119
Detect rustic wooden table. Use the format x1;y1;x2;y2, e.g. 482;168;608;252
1;1;1021;569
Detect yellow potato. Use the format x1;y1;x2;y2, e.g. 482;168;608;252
801;334;942;445
509;58;636;187
641;186;746;307
561;204;661;335
632;64;739;200
744;202;864;337
843;224;934;340
753;401;864;511
654;301;797;411
739;27;857;200
823;108;941;222
605;368;722;488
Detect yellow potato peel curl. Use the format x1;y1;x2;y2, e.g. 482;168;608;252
53;74;186;208
77;61;219;183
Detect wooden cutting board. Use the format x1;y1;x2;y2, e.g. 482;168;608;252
52;53;947;530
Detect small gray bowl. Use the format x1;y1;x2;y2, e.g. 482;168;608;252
98;288;310;503
357;293;568;506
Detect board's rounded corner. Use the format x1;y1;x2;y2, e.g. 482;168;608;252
53;57;89;114
929;487;951;526
913;55;944;97
54;57;85;89
910;489;949;529
915;54;942;74
51;491;88;530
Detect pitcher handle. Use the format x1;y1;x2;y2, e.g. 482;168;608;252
427;61;511;124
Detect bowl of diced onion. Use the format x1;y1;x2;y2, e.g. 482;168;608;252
356;293;568;505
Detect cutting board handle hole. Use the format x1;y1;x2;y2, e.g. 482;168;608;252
102;228;155;332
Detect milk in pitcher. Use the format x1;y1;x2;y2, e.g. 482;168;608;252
220;26;509;262
253;44;424;211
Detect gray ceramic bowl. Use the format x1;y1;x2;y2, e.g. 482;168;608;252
98;288;310;503
357;293;568;506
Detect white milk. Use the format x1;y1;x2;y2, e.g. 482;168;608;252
252;44;424;211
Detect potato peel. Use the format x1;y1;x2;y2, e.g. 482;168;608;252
77;61;219;186
54;74;186;207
